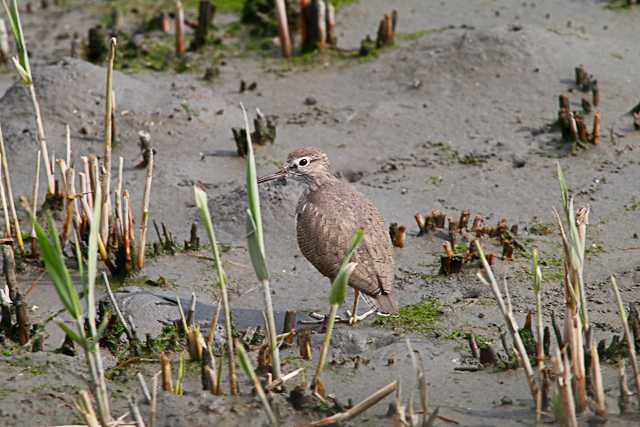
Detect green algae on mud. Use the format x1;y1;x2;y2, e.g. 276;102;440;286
376;298;443;334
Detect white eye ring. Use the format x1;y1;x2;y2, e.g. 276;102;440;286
298;158;309;167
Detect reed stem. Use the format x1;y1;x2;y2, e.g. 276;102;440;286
274;0;292;58
30;151;41;257
312;303;338;394
136;149;153;270
0;125;24;253
101;38;116;246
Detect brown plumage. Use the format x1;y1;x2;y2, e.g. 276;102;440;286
258;147;399;315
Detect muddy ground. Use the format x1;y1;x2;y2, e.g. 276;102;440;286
0;0;640;425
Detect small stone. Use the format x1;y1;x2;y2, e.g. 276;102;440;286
79;125;92;136
203;66;219;81
513;155;526;168
304;96;317;106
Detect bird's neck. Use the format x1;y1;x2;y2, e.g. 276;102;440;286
303;171;339;192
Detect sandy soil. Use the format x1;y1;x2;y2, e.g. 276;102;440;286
1;0;640;425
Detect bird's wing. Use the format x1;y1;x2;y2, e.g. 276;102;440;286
296;183;394;298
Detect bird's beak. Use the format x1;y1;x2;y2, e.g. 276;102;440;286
257;168;287;184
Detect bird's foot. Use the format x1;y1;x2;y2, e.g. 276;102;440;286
300;311;347;325
346;308;377;325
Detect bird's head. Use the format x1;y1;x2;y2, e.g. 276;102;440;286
258;147;331;186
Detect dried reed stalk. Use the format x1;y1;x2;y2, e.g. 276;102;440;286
266;367;304;391
75;390;100;427
532;249;544;421
0;125;24;253
175;0;186;55
0;153;11;238
65;124;71;165
60;168;75;245
115;157;124;238
150;372;159;427
160;352;173;392
30;151;41;257
474;241;540;409
554;165;589;413
136;372;151;404
29;87;54;195
101;38;116;246
589;336;606;417
128;396;146;427
305;381;398;426
406;338;429;426
274;0;292;58
551;348;577;427
136;149;153;270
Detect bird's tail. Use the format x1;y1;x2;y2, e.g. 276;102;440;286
364;292;399;315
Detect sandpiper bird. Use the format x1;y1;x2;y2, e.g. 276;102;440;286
258;147;399;324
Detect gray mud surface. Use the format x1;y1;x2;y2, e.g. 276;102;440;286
1;0;640;426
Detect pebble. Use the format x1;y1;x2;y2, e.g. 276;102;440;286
513;155;527;168
304;96;317;106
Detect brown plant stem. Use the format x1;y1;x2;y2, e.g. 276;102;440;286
136;149;154;270
160;352;173;392
274;0;292;58
101;38;116;247
305;381;398;426
590;336;606;417
28;83;54;195
591;111;601;145
175;1;186;56
475;241;540;409
552;348;577;427
0;126;24;253
60;168;75;245
30;151;41;258
0;153;10;238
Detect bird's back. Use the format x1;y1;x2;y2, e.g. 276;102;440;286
295;179;398;313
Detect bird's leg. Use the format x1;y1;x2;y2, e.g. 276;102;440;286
345;290;378;324
348;289;360;325
302;311;346;324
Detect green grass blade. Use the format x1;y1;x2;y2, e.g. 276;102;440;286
194;186;227;288
175;352;186;395
86;183;102;334
242;104;266;257
56;320;85;347
95;311;111;341
33;215;81;320
329;262;358;306
246;210;269;280
235;340;278;425
340;228;364;271
10;57;31;85
2;0;31;79
235;340;254;379
557;162;569;211
329;228;364;305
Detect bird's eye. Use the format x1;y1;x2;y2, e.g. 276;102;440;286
298;158;309;167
